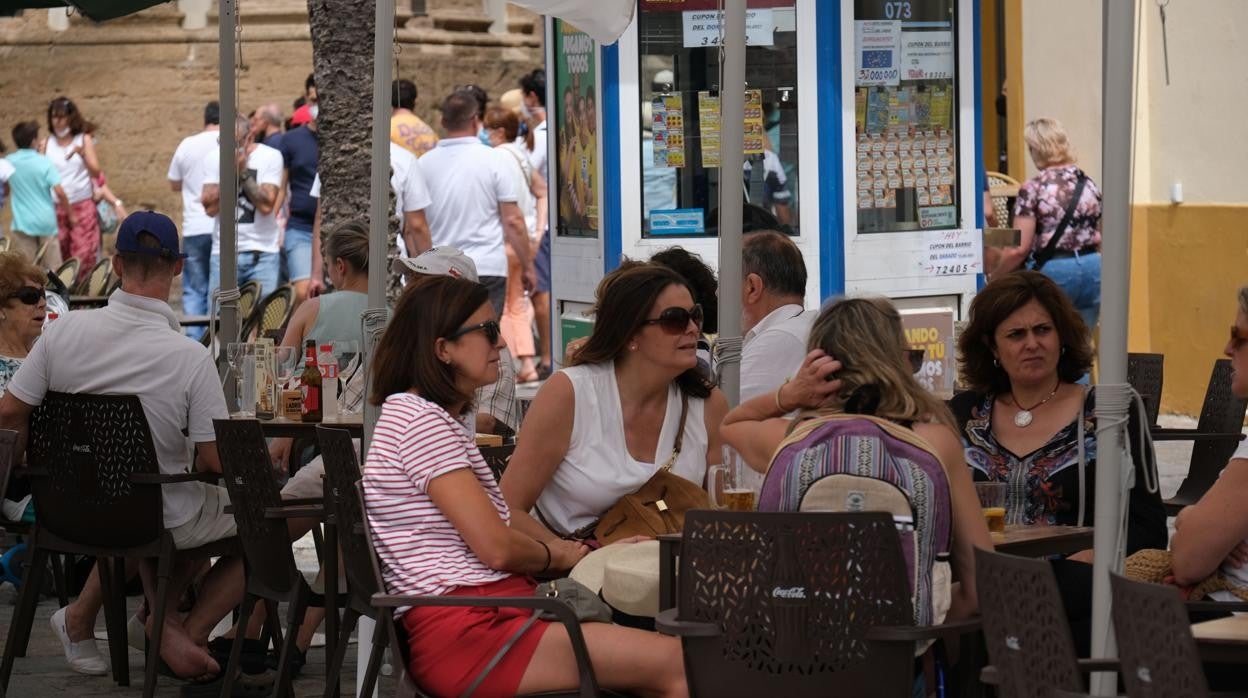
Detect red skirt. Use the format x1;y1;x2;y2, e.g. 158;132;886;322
401;575;551;698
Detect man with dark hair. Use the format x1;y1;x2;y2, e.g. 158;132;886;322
0;211;244;681
417;92;534;316
2;121;72;266
277;89;320;302
167;101;221;337
740;230;814;402
390;78;438;157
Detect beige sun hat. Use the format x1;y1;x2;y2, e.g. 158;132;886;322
569;539;662;618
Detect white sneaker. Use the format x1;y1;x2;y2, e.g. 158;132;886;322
127;613;147;652
50;606;109;675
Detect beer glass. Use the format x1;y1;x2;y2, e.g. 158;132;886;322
708;446;759;511
975;482;1007;533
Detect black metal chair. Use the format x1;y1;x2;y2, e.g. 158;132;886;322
212;418;332;698
1158;359;1248;515
1109;572;1212;698
240;284;294;343
357;479;608;698
52;257;79;290
974;548;1118;698
0;393;236;698
479;442;516;482
656;510;979;698
0;428;69;607
1127;352;1164;427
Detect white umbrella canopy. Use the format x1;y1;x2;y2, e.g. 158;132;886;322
511;0;635;45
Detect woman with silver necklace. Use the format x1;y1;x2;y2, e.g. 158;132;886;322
949;272;1165;557
950;273;1166;656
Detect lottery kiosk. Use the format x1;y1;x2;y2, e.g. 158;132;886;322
546;0;987;390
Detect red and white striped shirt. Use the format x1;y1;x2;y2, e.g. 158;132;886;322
363;392;511;608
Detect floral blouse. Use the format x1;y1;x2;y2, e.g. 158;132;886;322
949;389;1167;555
0;355;21;393
1013;165;1103;253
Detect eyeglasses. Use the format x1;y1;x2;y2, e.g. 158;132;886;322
906;348;925;374
447;320;501;345
1231;325;1248;351
643;304;704;334
7;287;43;306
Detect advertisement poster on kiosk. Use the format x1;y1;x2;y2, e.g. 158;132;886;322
554;19;598;238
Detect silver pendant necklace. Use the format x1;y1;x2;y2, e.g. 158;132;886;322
1011;381;1060;428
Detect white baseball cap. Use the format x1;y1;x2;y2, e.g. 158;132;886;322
391;246;479;283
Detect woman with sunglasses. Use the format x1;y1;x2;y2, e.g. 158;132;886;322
721;296;991;627
501;263;728;542
0;252;49;517
363;274;688;697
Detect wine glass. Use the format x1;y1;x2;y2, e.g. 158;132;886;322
273;346;300;391
226;342;255;417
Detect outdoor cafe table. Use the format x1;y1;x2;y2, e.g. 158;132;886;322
246;414;364;438
658;522;1095;611
1192;613;1248;663
178;314;212;327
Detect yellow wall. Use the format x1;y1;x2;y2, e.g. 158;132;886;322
1129;204;1248;415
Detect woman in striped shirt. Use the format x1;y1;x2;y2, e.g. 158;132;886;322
363;274;688;697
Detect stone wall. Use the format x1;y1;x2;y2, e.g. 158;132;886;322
0;1;544;231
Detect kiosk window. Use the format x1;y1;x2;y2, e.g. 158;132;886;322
637;0;800;238
853;0;960;234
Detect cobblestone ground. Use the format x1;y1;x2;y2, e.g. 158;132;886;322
0;415;1232;696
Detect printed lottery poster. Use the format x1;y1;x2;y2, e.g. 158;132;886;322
698;89;765;166
555;19;598;238
854;20;900;87
652;94;686;168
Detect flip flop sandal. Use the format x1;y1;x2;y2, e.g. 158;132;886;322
178;667;275;698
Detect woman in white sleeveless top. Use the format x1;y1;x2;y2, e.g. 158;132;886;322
43;97;122;281
502;262;728;539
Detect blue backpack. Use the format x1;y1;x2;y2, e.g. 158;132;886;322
759;412;954;626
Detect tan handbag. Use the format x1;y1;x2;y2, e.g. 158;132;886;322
591;395;709;545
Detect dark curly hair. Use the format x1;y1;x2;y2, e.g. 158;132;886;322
650;246;719;334
958;271;1093;395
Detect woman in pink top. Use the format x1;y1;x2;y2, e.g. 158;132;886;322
363;274;688;697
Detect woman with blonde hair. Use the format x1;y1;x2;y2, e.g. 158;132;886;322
989;117;1103;328
721;296;990;624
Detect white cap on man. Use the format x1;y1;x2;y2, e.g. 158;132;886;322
391;246;479;283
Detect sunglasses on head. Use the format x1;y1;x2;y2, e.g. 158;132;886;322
906;348;926;374
643;304;704;334
1231;325;1248;351
447;320;501;345
8;287;42;306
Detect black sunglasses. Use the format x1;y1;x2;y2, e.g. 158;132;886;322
447;320;501;345
1231;325;1248;351
8;287;43;306
906;348;925;374
643;304;704;334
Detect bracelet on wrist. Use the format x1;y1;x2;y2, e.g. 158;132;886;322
538;540;552;573
774;378;793;414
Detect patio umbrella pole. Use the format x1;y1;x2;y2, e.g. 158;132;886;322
217;0;240;387
716;0;746;407
1089;0;1137;693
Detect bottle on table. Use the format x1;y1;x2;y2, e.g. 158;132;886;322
318;343;339;420
300;339;323;423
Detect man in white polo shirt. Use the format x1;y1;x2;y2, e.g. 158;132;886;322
0;212;243;682
167;100;221;337
201;115;285;299
418;90;535;316
740;230;816;402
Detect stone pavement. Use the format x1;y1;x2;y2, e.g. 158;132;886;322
0;414;1232;697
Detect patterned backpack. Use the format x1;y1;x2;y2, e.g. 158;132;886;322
759;412;953;627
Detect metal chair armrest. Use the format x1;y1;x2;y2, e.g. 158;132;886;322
129;471;220;485
281;497;323;507
654;608;720;637
865;615;981;642
1076;657;1120;672
658;533;682;612
1151;430;1245;442
1187;600;1248;613
370;593;601;698
263;504;324;519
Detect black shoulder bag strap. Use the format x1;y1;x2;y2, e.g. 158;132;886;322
1030;172;1087;272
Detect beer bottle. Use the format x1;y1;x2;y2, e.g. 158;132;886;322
300;339;323;423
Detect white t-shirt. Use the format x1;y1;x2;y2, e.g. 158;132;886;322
202;143;284;254
0;158;15;183
528;119;548;182
167;129;220;237
308;144;432;256
44;134;93;203
498;142;536;241
740;303;816;402
6;290;229;529
1219;439;1248;590
362;392;511;607
535;362;709;536
417;137;519;278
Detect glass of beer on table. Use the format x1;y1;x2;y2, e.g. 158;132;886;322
709;446;760;512
974;482;1007;533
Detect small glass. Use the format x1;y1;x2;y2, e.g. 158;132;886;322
975;481;1007;534
708;446;760;512
225;343;256;417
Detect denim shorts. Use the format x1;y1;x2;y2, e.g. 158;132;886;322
282;223;315;282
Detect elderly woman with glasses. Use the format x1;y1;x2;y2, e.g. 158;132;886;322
501;262;728;542
0;251;48;387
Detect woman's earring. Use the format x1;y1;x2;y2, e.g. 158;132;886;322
629;343;638;351
993;357;1000;367
1061;346;1067;355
